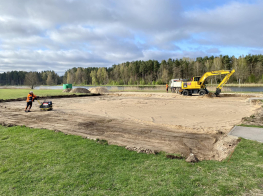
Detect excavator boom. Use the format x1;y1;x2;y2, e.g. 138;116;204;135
214;69;235;96
199;70;234;87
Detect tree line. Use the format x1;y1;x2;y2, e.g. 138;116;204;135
0;71;62;88
1;54;263;87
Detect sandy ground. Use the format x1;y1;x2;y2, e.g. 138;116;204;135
74;92;256;134
0;92;259;161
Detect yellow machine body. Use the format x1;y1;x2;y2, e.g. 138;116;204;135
181;70;235;96
182;77;202;89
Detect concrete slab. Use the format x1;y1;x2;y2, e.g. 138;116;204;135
229;126;263;143
247;97;263;104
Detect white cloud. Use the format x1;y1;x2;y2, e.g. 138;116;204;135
206;48;220;54
0;50;111;74
0;0;263;74
183;1;263;47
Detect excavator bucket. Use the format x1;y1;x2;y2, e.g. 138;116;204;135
215;88;221;97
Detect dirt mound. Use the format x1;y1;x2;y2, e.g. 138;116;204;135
63;88;72;92
200;92;215;98
70;88;90;93
89;87;109;94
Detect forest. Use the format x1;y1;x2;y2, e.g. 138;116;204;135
1;54;263;86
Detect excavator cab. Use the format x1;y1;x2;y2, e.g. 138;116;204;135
194;77;200;81
191;77;201;82
193;77;201;82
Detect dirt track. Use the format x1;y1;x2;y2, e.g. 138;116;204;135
0;92;259;161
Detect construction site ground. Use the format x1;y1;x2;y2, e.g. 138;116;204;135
0;92;260;161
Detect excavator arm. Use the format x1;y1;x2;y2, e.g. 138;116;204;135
198;69;235;96
198;70;233;87
214;69;235;96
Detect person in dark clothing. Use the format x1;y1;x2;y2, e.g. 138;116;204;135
25;91;37;112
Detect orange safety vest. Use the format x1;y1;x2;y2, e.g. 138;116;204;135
166;84;169;89
26;93;37;102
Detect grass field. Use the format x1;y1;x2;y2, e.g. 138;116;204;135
0;89;67;100
1;89;263;195
0;125;263;196
0;88;166;99
1;87;262;98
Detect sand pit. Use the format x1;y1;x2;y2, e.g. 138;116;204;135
0;92;259;161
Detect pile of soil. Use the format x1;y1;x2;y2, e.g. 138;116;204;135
62;88;72;92
200;92;215;98
89;87;109;94
70;88;90;93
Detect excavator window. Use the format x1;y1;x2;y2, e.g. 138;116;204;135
194;77;200;81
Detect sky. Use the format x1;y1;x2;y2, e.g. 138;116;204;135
0;0;263;75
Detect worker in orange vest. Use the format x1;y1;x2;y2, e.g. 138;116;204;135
25;91;38;112
166;84;169;93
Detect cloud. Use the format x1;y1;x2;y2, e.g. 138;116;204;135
142;49;206;62
249;49;263;55
183;1;263;47
0;0;263;74
206;48;220;54
0;50;112;74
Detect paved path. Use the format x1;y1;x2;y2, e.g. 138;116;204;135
229;126;263;143
246;97;263;104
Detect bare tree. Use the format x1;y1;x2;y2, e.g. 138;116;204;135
24;72;39;89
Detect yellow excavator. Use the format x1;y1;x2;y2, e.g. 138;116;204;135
180;69;235;96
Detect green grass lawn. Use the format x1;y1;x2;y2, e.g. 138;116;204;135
1;125;263;196
0;89;67;100
1;88;261;99
1;89;263;195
